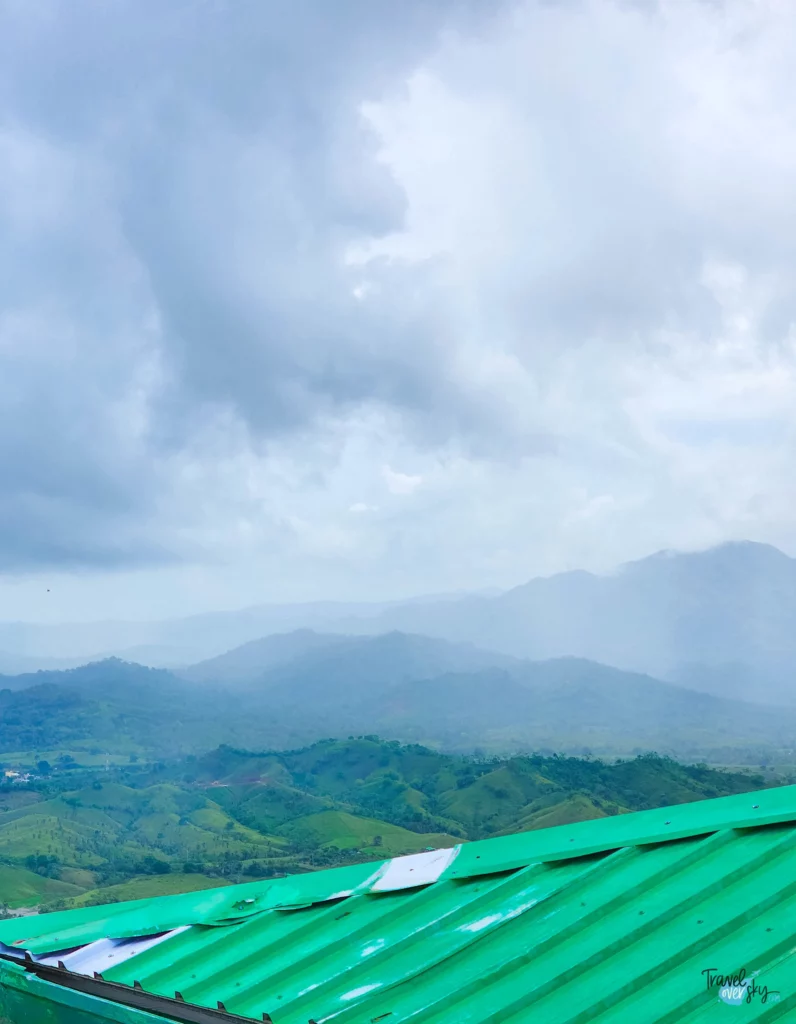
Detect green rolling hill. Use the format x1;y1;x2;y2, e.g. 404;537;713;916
0;737;784;914
0;864;83;909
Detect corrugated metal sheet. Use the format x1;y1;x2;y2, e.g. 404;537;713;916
3;784;796;1022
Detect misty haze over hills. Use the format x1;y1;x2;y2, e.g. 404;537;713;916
2;630;794;764
2;541;795;705
0;592;489;673
325;541;796;704
180;630;520;687
1;541;796;766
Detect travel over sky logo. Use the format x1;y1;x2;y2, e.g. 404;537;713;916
702;968;779;1006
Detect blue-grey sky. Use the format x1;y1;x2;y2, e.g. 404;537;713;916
2;0;796;622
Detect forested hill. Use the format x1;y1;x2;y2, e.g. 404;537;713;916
0;737;776;915
3;636;796;764
162;737;770;840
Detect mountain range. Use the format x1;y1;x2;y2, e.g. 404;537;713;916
2;541;795;706
2;629;794;764
319;541;796;705
0;592;486;671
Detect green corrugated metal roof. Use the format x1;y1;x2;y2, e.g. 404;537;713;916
3;784;796;1022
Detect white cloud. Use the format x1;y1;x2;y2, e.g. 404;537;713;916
382;466;423;495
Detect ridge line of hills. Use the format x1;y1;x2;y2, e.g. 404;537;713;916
1;628;794;765
2;541;796;707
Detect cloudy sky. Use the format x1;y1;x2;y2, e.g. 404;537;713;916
2;0;796;622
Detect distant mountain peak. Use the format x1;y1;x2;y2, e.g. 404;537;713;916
619;539;792;575
710;540;792;559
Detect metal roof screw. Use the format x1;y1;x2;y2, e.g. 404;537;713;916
664;821;671;825
697;920;703;925
753;804;759;809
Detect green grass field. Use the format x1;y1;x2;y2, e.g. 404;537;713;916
0;782;279;874
277;810;458;856
0;864;84;909
55;872;231;910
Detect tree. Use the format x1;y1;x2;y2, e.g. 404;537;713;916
137;855;171;875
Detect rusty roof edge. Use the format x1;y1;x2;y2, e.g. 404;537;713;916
0;955;241;1024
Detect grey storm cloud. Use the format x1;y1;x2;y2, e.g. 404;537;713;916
2;0;509;430
0;0;511;570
